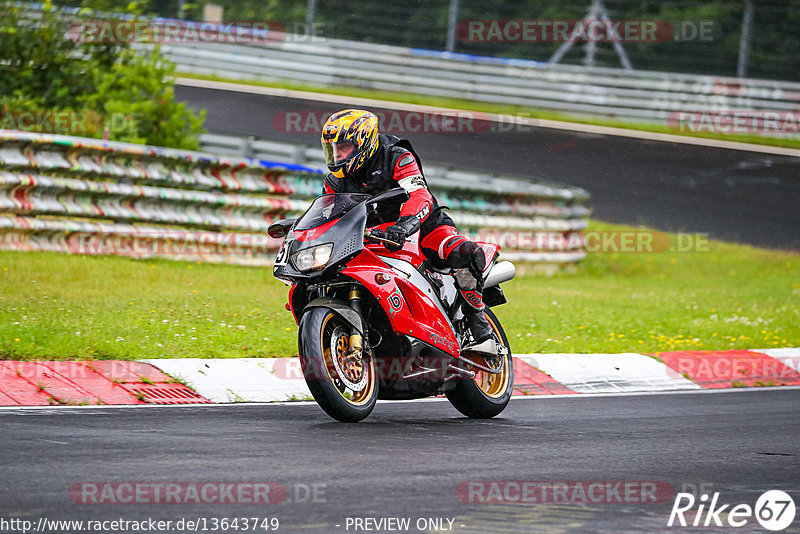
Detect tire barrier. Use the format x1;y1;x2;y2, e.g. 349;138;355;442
0;130;590;265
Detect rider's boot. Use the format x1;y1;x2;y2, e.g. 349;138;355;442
437;235;498;354
459;289;497;354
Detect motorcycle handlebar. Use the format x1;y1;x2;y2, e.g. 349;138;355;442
364;230;405;248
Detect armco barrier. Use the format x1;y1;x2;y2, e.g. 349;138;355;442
15;5;800;130
0;130;589;264
151;38;800;130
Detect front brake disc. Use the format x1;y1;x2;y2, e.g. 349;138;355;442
330;325;369;392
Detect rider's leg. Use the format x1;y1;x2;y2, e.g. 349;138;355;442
420;226;493;344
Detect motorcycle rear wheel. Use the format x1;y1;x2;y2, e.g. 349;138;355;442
446;308;513;418
298;307;378;422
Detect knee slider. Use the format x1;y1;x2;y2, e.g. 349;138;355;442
447;241;486;291
445;240;483;271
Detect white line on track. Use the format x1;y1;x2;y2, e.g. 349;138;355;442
176;76;800;158
1;385;797;413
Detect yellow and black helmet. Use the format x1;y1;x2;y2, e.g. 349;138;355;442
321;109;379;178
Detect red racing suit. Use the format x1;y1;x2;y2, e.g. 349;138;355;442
323;134;487;313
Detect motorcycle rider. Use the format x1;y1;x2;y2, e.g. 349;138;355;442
320;109;495;351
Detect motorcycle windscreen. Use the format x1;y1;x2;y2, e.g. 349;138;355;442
295;193;371;231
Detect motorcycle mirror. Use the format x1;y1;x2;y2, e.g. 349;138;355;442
369;188;410;206
267;218;297;239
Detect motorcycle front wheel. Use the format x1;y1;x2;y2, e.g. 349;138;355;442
298;307;378;422
446;308;513;418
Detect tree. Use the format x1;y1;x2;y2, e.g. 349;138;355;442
0;0;205;149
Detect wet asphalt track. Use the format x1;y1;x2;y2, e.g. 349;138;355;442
174;84;800;251
2;388;799;533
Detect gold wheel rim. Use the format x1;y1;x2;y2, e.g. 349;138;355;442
320;313;375;406
462;313;510;399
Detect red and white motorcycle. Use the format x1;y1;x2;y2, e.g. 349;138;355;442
270;190;516;422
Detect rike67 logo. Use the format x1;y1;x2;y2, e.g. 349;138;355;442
668;490;796;531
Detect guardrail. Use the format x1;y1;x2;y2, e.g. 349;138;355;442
0;130;590;265
152;37;800;129
14;4;800;132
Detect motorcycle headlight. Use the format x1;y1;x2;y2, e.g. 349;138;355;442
292;243;333;272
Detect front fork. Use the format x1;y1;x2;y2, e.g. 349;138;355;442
348;285;364;354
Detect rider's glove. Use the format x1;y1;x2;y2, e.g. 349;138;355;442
384;215;421;252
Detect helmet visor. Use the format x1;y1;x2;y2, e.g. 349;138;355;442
322;140;356;167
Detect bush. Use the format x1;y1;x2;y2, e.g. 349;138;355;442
0;0;205;149
85;47;206;148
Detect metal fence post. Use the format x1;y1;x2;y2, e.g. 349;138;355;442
446;0;459;53
243;136;255;159
306;0;318;37
737;0;755;78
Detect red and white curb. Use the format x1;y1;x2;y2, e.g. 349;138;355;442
141;358;309;404
515;353;702;394
144;348;800;401
0;360;209;406
1;349;798;406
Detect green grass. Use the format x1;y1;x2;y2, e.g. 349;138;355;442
1;222;798;360
502;221;799;353
176;72;800;151
0;255;298;360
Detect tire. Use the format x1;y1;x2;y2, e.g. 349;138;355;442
298;307;378;422
446;308;513;418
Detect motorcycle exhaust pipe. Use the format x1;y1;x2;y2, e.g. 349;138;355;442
484;261;516;288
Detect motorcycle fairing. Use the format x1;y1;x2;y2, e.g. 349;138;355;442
363;223;425;269
287;284;300;324
341;250;461;358
273;200;367;281
293;218;339;242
